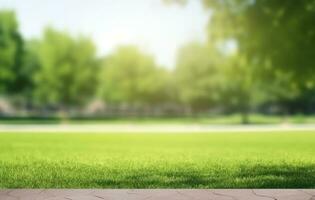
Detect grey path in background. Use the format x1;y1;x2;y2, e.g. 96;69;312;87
0;189;315;200
1;124;315;133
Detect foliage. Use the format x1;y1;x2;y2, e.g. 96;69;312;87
16;40;41;102
0;10;23;94
203;0;315;87
175;42;223;110
1;2;315;116
98;46;172;106
32;28;99;108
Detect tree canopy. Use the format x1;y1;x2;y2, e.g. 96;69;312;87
175;42;223;110
2;2;315;118
32;28;98;108
0;10;23;95
98;46;171;107
203;0;315;87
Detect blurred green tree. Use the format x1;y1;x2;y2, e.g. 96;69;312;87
98;46;172;108
203;0;315;91
0;10;24;95
16;40;41;105
200;0;315;118
175;42;223;112
219;54;265;123
33;28;99;109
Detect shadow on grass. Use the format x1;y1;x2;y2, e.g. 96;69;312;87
91;164;315;188
92;165;315;188
1;162;315;188
234;164;315;188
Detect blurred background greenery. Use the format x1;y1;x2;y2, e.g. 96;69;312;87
1;0;315;124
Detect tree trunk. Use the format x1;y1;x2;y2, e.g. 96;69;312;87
241;110;250;124
240;102;250;124
58;105;69;124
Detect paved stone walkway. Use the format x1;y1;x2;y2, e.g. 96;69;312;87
0;189;315;200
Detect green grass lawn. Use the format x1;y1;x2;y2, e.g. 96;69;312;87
1;132;315;188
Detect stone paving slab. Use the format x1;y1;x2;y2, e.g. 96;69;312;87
0;189;315;200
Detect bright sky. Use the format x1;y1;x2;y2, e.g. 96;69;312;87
0;0;211;68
